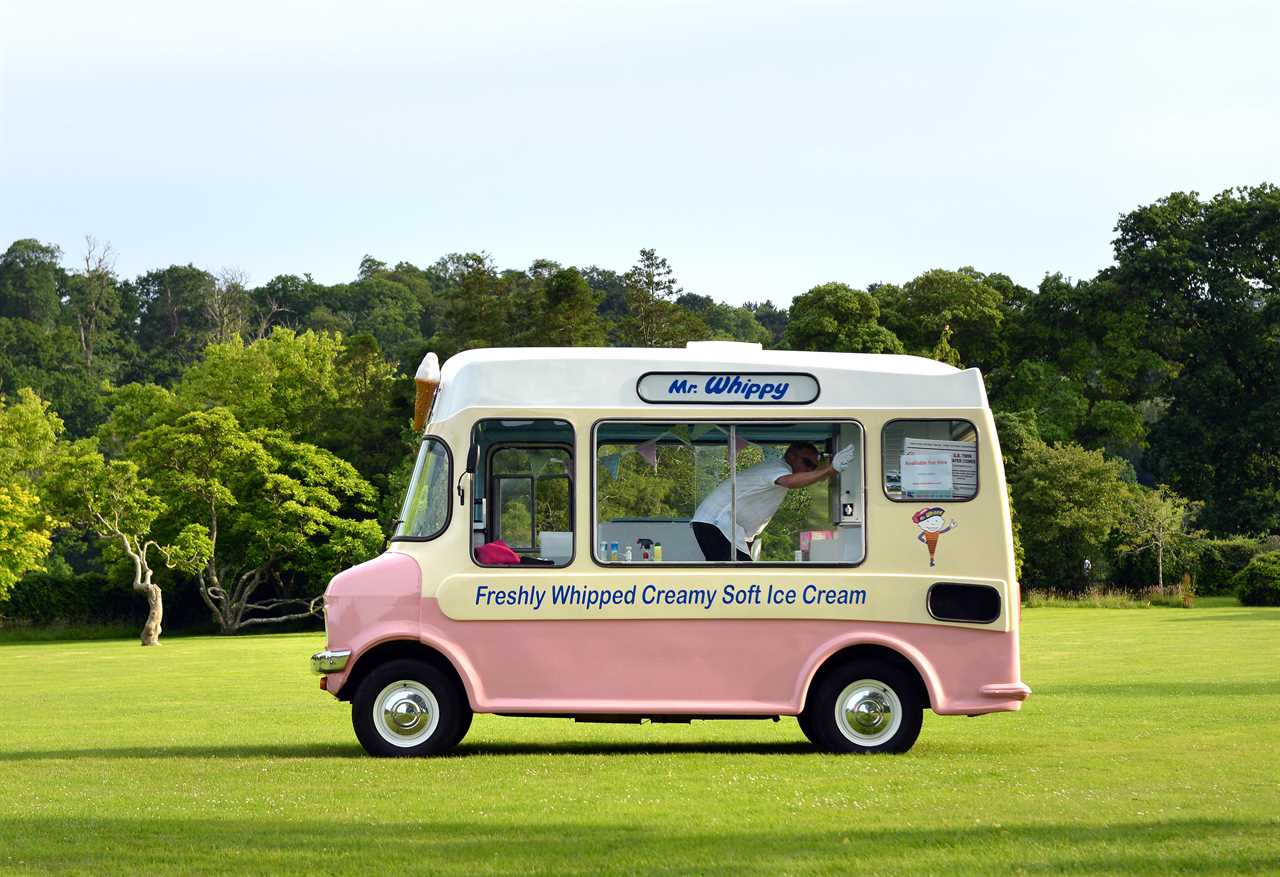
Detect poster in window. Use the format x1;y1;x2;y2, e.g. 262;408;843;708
900;453;953;499
902;438;977;498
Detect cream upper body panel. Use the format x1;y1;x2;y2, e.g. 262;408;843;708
389;397;1017;633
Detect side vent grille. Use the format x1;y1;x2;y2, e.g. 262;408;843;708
927;583;1001;624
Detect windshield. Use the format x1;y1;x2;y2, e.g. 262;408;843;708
393;438;451;540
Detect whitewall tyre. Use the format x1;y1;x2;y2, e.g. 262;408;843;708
352;659;471;757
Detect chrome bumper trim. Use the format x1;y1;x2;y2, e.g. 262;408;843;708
311;649;352;674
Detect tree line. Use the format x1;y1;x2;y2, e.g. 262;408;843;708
2;183;1278;639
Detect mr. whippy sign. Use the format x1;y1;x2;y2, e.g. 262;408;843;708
637;372;820;404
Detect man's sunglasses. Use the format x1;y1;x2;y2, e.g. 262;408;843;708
799;457;820;471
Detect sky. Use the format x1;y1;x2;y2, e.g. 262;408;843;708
2;0;1278;306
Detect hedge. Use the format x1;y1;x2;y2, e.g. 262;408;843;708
1234;551;1280;607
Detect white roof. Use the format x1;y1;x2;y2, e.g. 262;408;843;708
430;342;987;421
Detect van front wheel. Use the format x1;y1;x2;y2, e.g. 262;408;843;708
352;659;471;757
800;661;923;754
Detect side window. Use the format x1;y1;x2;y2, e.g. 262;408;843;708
471;420;574;567
594;421;864;565
882;419;978;501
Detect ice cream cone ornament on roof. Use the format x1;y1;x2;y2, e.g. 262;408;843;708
912;506;957;567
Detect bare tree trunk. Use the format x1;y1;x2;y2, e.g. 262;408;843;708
1156;542;1164;589
126;541;163;647
140;576;163;646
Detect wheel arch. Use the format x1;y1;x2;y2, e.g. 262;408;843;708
336;638;470;705
799;638;935;713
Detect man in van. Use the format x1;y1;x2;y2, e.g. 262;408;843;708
691;442;856;561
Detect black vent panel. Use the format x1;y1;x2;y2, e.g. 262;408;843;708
927;583;1001;624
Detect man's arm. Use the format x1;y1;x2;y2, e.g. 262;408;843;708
776;463;837;489
776;445;856;489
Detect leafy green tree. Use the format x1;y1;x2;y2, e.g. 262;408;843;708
929;324;962;367
744;300;787;346
991;361;1090;444
135;408;382;632
1115;484;1202;588
64;237;122;368
0;389;63;596
995;273;1163;453
1124;185;1280;533
875;268;1003;366
1006;437;1131;589
677;294;772;345
616;250;711;347
539;267;606;346
427;253;510;356
0;239;63;324
785;282;903;354
128;264;218;383
43;440;207;645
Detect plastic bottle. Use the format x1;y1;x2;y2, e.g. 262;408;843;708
624;545;633;562
654;542;663;562
609;542;619;562
599;541;608;561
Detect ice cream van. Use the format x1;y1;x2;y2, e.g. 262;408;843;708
311;341;1030;756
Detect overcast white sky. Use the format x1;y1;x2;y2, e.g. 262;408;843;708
2;0;1278;305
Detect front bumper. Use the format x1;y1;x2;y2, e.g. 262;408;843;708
311;649;352;674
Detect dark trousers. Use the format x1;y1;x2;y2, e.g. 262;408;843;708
692;522;751;562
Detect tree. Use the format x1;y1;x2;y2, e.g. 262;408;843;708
1115;485;1202;588
785;282;904;354
539;267;606;347
205;268;251;345
875;268;1004;367
43;440;207;645
929;324;962;367
0;389;63;597
136;408;382;633
744;300;788;346
676;294;772;345
616;250;711;347
1126;186;1280;533
64;236;121;368
0;239;62;324
1006;437;1131;589
130;264;218;382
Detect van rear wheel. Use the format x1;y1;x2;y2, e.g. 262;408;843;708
800;660;923;754
352;659;471;757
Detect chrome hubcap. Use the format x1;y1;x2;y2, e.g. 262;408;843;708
835;679;902;746
373;680;439;747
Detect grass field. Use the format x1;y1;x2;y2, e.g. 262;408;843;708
1;605;1277;875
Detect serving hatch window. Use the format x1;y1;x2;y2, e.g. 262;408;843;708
882;419;978;501
594;421;864;565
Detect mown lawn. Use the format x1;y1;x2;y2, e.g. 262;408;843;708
1;604;1277;875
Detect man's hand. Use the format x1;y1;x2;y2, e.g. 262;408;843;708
831;445;856;473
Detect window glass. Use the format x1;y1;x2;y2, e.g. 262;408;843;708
882;419;978;501
393;438;451;540
471;420;574;566
595;421;864;565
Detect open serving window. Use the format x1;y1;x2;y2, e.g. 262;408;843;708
593;420;864;565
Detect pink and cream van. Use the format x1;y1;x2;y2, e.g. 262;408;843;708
311;342;1030;756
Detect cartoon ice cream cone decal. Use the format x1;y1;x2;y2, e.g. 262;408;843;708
923;530;940;562
912;507;957;567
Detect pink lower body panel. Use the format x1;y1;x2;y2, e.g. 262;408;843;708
415;600;1028;717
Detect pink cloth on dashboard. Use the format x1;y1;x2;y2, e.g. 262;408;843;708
475;540;522;565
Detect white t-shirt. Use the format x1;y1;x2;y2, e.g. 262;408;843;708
692;459;793;555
